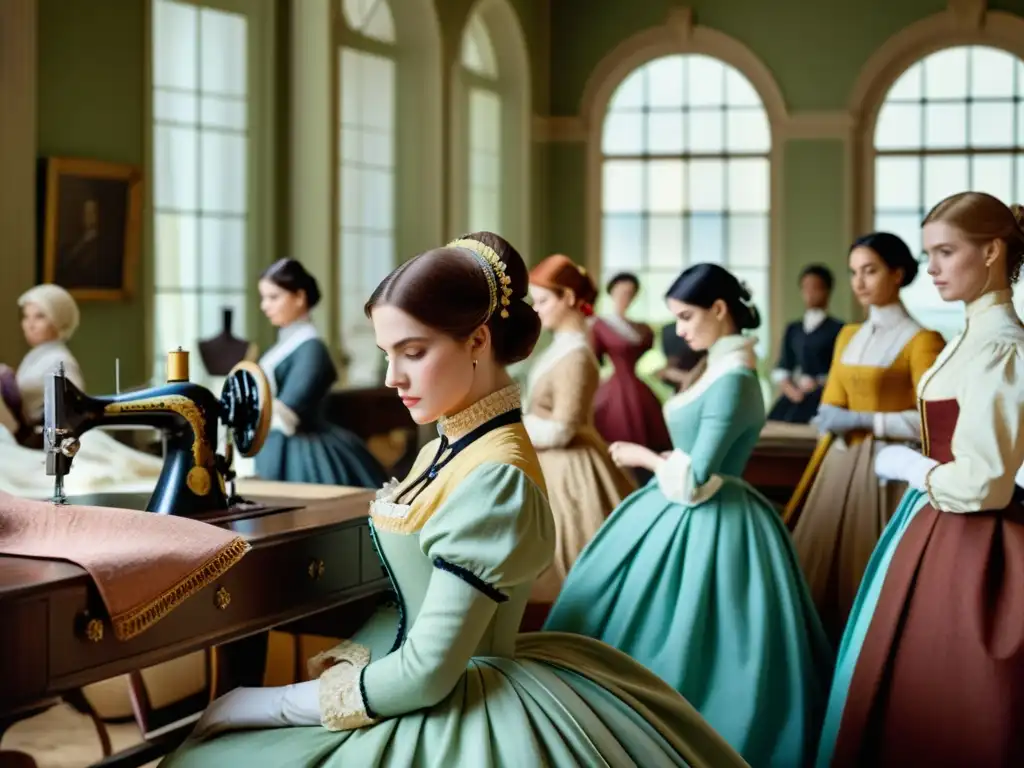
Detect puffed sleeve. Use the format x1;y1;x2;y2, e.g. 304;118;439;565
873;330;945;441
654;371;754;504
820;325;857;408
523;350;598;449
926;341;1024;513
328;463;551;728
271;339;337;435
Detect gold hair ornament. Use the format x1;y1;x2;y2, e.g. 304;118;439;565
448;237;513;319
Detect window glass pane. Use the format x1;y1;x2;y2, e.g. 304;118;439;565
874;213;922;261
688;213;724;263
726;108;769;153
1017;155;1024;203
686;109;723;153
688;160;724;212
153;0;197;90
608;68;645;111
155;213;198;289
362;0;395;43
460;12;496;77
646;56;685;108
200;8;247;95
647;160;684;214
924;103;967;148
603;111;644;154
362;53;397;130
603;161;644;212
970;47;1015;98
601;215;643;271
686;55;724;106
154;91;198;124
200;96;246;130
154;292;200;363
646;111;683;155
639;270;677;321
155;126;198;210
727;158;769;213
201;217;246;290
923;47;968;99
201;132;247;214
648;216;684;269
724;67;760;106
971;154;1014;203
875;156;921;210
969;102;1014;147
727;214;768;268
923;155;969;209
885;62;921;101
1018;102;1024;146
362;170;394;230
875;102;922;150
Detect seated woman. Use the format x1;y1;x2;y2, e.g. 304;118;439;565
0;284;85;446
253;259;386;488
159;233;748;768
544;264;831;768
817;192;1024;768
524;254;634;606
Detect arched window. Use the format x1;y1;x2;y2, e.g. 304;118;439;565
338;0;398;385
454;0;530;251
600;54;772;352
461;13;501;232
872;45;1024;338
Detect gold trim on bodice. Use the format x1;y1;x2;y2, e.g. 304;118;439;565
437;384;521;441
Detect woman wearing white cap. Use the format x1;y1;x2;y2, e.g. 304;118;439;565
0;283;85;441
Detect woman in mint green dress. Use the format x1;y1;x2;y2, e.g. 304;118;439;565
160;234;748;767
545;263;831;768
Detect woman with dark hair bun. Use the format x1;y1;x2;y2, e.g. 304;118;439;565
522;254;635;612
546;262;831;768
252;258;386;488
589;272;671;480
783;232;945;643
164;235;748;768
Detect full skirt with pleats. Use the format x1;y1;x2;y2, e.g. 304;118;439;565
254;425;387;488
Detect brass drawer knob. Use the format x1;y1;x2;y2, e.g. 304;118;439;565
84;618;104;643
214;586;231;610
307;559;326;580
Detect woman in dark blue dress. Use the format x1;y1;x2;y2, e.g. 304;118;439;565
254;259;386;488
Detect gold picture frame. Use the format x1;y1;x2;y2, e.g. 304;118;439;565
40;156;142;302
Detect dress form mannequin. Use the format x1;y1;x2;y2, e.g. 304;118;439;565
199;308;258;376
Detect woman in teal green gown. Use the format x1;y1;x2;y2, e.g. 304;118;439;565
160;235;749;767
253;259;386;487
545;263;832;768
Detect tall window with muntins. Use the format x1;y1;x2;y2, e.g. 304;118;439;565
461;12;502;234
601;54;772;355
152;0;249;384
873;45;1024;339
338;0;397;386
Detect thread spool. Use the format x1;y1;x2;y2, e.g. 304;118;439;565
167;348;190;383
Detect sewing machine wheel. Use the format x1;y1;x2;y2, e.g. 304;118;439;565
220;361;272;457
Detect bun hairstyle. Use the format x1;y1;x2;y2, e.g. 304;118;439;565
665;263;761;331
529;254;598;316
606;272;639;294
364;231;541;365
923;191;1024;284
850;232;918;287
260;258;322;309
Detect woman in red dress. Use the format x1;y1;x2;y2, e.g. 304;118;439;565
590;273;671;481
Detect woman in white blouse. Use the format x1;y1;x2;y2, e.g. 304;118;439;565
0;284;85;445
783;233;945;641
816;192;1024;767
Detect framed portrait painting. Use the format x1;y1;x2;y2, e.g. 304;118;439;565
39;156;142;301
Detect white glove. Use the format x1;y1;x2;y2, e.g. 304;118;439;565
874;445;938;491
192;680;321;739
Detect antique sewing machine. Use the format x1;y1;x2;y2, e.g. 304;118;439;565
43;348;271;516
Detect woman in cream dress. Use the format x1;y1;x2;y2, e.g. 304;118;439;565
817;194;1024;767
525;255;635;605
784;233;945;641
0;284;85;445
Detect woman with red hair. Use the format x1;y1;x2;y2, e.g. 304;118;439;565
524;255;635;608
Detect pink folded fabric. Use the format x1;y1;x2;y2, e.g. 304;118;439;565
0;491;249;640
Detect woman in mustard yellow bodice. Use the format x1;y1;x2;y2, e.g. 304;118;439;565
784;233;945;642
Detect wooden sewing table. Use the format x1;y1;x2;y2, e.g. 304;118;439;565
0;481;391;767
744;421;819;506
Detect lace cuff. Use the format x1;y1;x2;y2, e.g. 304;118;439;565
522;414;573;449
309;640;378;731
